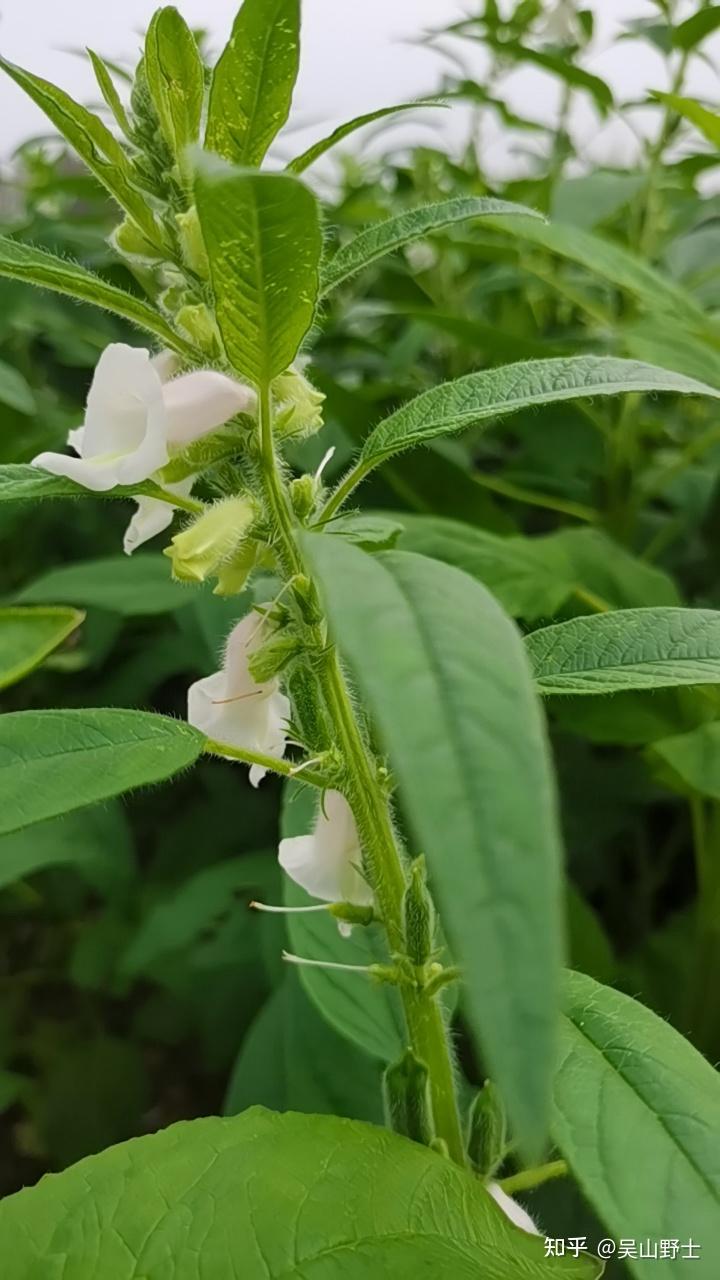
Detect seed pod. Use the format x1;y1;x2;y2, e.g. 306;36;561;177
382;1049;433;1146
402;856;435;966
247;632;300;683
467;1080;507;1177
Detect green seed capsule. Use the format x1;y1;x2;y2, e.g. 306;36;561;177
467;1080;507;1177
382;1049;433;1146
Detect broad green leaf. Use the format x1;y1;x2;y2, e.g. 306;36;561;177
0;58;166;251
623;315;720;388
652;722;720;801
0;606;84;690
0;709;204;835
302;536;564;1158
205;0;300;166
288;100;446;174
0;1107;601;1279
0;804;133;895
551;172;645;231
323;512;404;550
0;359;35;414
145;7;204;162
527;608;720;695
195;164;321;385
654;92;720;148
554;970;720;1280
531;527;680;610
0;465;185;507
87;49;131;136
320;196;543;295
0;238;192;354
355;356;720;480
17;555;189;616
121;854;272;977
225;974;383;1124
479;213;712;330
282;781;405;1063
674;6;720;50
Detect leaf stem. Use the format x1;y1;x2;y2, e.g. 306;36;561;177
499;1159;567;1195
203;738;329;789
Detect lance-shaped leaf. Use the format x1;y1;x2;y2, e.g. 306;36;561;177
206;0;300;166
87;49;131;137
195;163;321;385
144;7;204;161
17;556;189;617
653;92;720;148
302;534;564;1159
0;607;84;691
320;196;543;295
288;100;446;174
0;238;193;354
673;6;720;50
527;608;720;695
651;722;720;801
349;357;720;491
554;970;720;1280
0;57;166;252
0;709;204;836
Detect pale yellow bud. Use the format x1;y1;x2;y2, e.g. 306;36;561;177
272;367;325;439
164;496;255;584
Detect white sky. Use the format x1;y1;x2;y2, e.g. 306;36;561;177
0;1;718;174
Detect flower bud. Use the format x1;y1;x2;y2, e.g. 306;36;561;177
176;304;222;357
164;496;255;584
112;217;164;264
247;631;300;683
467;1080;507;1178
272;368;325;439
402;856;435;966
213;542;258;597
383;1050;433;1146
289;474;318;522
175;206;210;278
285;664;331;754
292;574;323;626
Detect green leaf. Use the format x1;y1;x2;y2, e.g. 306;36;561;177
282;781;405;1063
674;6;720;50
145;7;204;162
0;359;36;415
121;855;271;977
554;969;720;1280
225;974;383;1123
302;536;564;1158
288;100;446;174
0;804;133;895
323;512;404;551
320;196;543;296
87;49;131;137
479;213;713;330
0;605;84;690
205;0;300;166
551;172;646;231
527;608;720;695
0;465;185;507
0;238;192;354
355;356;720;481
652;722;720;801
0;57;166;251
195;164;321;385
502;42;613;113
17;555;190;616
0;1107;601;1279
0;709;204;835
653;92;720;147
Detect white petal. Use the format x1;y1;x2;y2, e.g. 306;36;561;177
187;673;289;779
82;344;163;458
151;350;180;383
163;371;256;447
124;477;195;554
488;1184;538;1234
31;450;125;493
66;425;85;454
223;610;273;700
278;790;373;906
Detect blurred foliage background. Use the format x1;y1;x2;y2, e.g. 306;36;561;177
1;2;720;1263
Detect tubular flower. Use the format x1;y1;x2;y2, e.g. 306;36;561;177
32;342;254;492
123;479;195;556
187;610;290;787
278;789;373;909
488;1184;538;1234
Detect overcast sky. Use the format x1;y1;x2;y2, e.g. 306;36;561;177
0;1;718;174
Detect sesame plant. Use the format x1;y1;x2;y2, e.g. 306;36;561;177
0;1;720;1276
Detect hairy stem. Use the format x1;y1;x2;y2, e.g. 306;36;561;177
499;1160;568;1195
257;381;466;1165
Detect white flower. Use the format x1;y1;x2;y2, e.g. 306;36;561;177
32;343;254;494
123;478;195;555
488;1183;539;1234
279;789;373;908
187;610;290;787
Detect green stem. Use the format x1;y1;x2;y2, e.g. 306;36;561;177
257;382;467;1166
145;483;205;514
203;739;330;789
499;1159;568;1195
